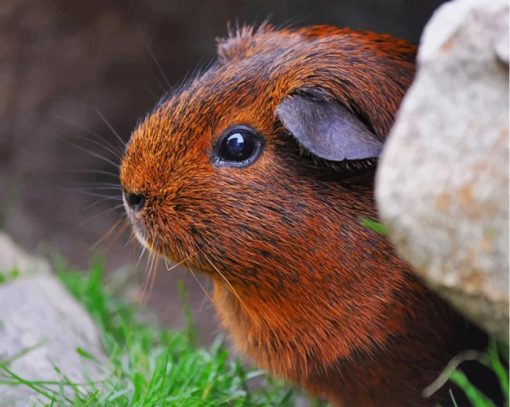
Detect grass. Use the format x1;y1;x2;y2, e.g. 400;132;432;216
0;254;507;406
359;217;389;236
0;266;20;285
448;340;509;407
0;259;295;406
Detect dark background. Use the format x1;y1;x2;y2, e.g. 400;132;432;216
0;0;447;341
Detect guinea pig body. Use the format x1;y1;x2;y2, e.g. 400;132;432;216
120;25;480;406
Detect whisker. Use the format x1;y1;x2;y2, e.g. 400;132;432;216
163;257;188;272
59;188;122;200
185;265;213;310
145;44;171;89
141;247;159;305
142;58;167;94
69;133;123;161
62;186;122;192
76;204;125;228
83;197;123;213
104;218;130;249
77;182;122;188
62;137;120;169
87;218;123;253
95;108;126;149
63;169;119;178
131;22;168;95
201;251;251;317
54;115;124;159
135;240;148;269
147;246;161;299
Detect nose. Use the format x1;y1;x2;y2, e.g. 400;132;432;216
124;191;145;212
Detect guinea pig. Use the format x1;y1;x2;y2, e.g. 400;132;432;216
120;24;484;406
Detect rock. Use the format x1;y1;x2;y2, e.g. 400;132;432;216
0;233;106;405
0;233;51;276
376;0;509;341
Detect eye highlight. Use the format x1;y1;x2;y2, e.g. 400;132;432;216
214;126;263;167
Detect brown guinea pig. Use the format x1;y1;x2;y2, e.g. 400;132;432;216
119;24;482;406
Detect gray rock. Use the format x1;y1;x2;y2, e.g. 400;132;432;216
0;234;106;405
0;233;51;277
376;0;509;341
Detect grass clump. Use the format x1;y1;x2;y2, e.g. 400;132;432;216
0;255;506;406
448;340;509;407
0;267;20;285
0;259;294;406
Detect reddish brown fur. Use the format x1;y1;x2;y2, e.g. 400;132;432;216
120;25;474;405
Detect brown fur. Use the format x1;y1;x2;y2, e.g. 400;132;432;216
120;25;477;406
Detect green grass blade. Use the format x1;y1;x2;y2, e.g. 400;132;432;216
450;370;496;407
359;217;388;235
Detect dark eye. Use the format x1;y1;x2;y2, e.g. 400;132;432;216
215;126;263;167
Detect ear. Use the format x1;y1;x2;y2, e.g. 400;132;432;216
276;94;383;162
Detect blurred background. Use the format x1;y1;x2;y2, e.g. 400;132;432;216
0;0;448;343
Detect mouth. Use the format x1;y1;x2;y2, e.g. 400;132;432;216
121;190;198;270
124;208;174;261
122;206;151;252
122;191;149;245
131;223;151;251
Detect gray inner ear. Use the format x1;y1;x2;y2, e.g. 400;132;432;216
276;95;383;162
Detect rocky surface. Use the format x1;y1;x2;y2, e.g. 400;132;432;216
376;0;509;340
0;233;106;405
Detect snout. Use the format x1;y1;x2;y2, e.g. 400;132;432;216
123;191;145;212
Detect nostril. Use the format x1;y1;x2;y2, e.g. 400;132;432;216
124;191;145;212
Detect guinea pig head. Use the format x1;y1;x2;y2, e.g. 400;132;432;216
120;24;415;276
120;24;420;381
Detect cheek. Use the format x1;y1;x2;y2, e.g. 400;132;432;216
134;144;291;260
